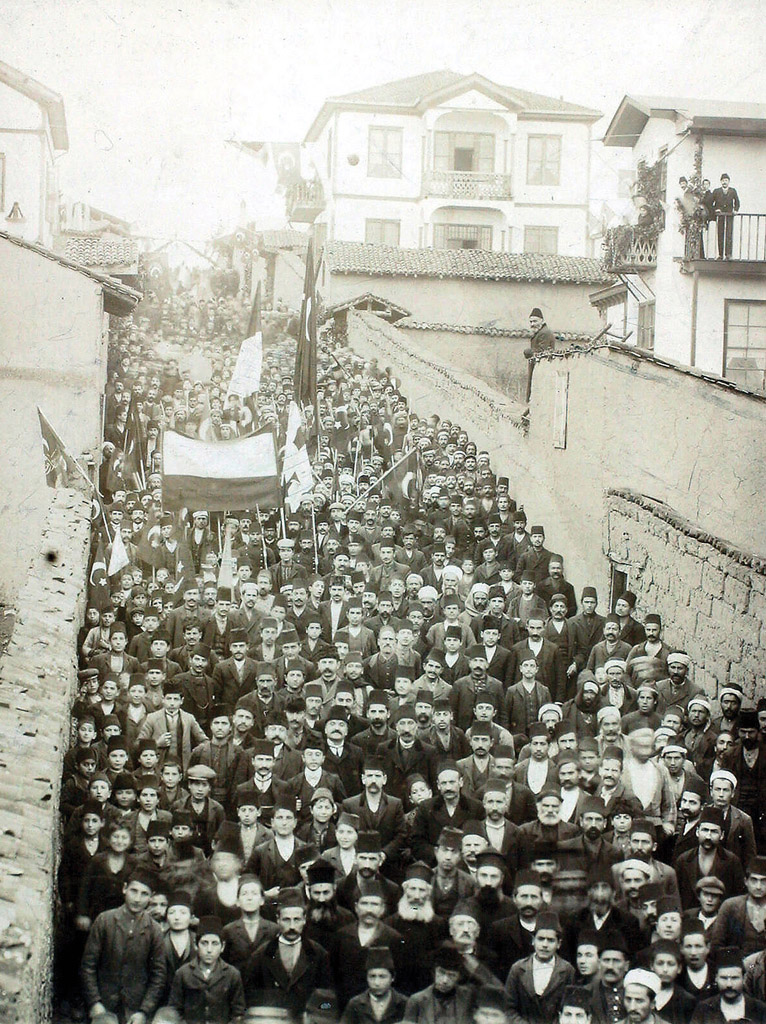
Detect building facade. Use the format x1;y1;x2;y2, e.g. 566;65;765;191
0;60;68;247
597;95;766;391
290;70;599;256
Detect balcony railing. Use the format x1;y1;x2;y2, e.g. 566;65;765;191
602;225;658;272
286;180;325;223
423;170;513;201
686;214;766;262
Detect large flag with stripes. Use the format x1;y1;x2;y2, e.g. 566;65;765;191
162;429;280;511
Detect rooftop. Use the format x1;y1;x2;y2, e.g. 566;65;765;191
323;241;613;285
63;235;139;269
257;229;310;253
306;69;601;141
0;59;68;150
0;229;141;315
604;94;766;146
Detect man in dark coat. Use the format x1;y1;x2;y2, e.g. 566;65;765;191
342;755;406;869
711;174;741;259
410;761;485;864
674;806;745;910
242;887;333;1015
80;867;166;1023
524;308;556;402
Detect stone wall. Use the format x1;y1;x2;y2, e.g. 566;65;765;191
0;488;91;1023
606;489;766;701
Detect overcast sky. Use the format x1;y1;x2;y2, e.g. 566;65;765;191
3;0;765;239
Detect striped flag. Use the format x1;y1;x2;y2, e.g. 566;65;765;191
162;429;280;511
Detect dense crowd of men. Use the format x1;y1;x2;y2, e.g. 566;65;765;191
56;285;766;1024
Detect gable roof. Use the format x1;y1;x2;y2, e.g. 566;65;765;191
323;241;613;286
0;229;141;315
305;69;600;141
604;94;766;147
325;292;411;318
0;59;68;150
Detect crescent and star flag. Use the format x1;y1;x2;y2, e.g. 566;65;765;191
162;429;280;511
271;142;302;187
89;538;111;610
227;281;263;402
294;240;318;425
282;401;314;513
390;447;423;503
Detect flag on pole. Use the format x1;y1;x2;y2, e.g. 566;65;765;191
108;529;130;577
389;447;423;504
89;538;111;609
294;240;318;423
37;407;81;488
217;529;236;592
227;282;263;403
124;394;147;487
282;401;314;513
162;429;281;511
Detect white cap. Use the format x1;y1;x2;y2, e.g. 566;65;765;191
624;969;662;996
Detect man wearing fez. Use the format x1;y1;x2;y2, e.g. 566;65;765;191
385;861;447;996
691;947;766;1023
585;930;630;1024
211;627;258;707
450;646;507;732
340;945;409;1024
322;704;365;798
504;910;576;1023
377;706;437;805
331;878;404;1008
243;886;333;1015
233;738;290;824
723;708;766;847
674;805;746;910
411;760;485;864
401;941;474;1024
337;831;401;916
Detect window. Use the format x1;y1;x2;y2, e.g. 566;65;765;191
524;226;559;254
610;567;629;610
368;127;403;178
433;132;494;173
637;300;655;351
365;219;400;245
0;154;5;211
724;300;766;391
527;135;561;185
433;224;492;250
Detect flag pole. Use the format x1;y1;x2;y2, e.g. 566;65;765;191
255;504;269;569
310;503;319;572
350;448;415;511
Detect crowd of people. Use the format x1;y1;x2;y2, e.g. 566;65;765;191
56;282;766;1024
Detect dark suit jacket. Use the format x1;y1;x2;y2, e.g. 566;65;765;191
569;612;606;672
487;913;535;978
243;935;332;1014
322;741;364;798
249;834;307;891
675;846;745;909
691;994;766;1024
319;599;349;640
80;905;166;1017
410;793;485;863
509;639;567;702
450;674;507;730
376;736;437;804
211;656;259;705
342;792;406;864
505;954;575;1023
221;916;278;975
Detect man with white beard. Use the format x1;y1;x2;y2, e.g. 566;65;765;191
386;862;448;995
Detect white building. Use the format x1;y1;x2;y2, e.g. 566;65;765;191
594;95;766;390
290;69;600;256
0;60;68;247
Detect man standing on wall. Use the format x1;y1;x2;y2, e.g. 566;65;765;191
524;308;556;404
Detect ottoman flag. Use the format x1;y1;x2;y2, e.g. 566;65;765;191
162;429;280;511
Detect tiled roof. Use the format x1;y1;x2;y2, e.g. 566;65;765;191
325;292;411;317
323;242;614;285
396;319;594;342
63;235;139;268
0;230;141;314
330;69;599;117
258;229;310;252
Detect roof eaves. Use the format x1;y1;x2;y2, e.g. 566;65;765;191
0;229;141;310
0;59;69;150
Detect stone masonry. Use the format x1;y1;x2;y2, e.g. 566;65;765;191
0;488;91;1023
606;489;766;702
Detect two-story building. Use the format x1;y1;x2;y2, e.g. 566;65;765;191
596;95;766;391
289;69;600;256
0;60;68;247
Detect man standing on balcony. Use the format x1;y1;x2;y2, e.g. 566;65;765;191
524;308;556;404
712;174;740;259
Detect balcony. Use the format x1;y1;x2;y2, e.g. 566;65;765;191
683;214;766;275
286;180;325;223
602;225;657;273
423;170;513;201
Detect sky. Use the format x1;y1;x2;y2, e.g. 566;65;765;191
2;0;765;240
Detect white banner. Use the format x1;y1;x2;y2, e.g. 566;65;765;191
282;400;314;512
226;331;263;400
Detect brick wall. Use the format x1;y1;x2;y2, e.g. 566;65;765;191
0;488;91;1023
606;490;766;701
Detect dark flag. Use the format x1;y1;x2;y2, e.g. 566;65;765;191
37;407;80;488
124;394;147;487
294;240;318;425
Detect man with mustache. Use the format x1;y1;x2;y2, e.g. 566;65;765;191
303;859;354;952
386;862;447;996
242;886;332;1015
342;755;406;872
